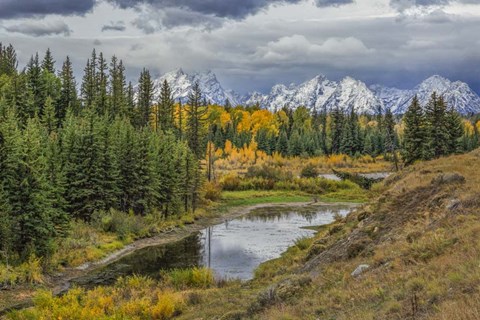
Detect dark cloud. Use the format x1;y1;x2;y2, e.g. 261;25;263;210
4;20;71;36
315;0;354;7
109;0;301;32
0;0;95;19
390;0;477;11
101;21;126;32
109;0;302;19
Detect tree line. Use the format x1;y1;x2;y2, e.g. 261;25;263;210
0;45;206;261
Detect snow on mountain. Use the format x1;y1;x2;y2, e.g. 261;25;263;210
323;77;383;114
145;70;480;115
242;75;338;112
152;69;240;106
371;75;480;115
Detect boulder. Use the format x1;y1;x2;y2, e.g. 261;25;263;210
351;264;370;278
431;173;466;186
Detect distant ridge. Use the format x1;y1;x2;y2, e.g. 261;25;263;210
146;70;480;115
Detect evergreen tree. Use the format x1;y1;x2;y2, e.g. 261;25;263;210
445;106;464;154
109;55;127;117
0;43;18;76
158;80;175;132
330;106;344;154
137;68;154;127
186;82;207;159
276;130;289;156
58;56;78;121
41;48;55;74
384;108;399;170
403;95;427;165
95;52;109;115
26;53;44;114
81;50;97;108
424;93;449;159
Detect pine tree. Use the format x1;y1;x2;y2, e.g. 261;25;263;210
158;80;175;132
424;93;449;159
42;96;57;134
186;82;208;159
288;130;304;156
95;52;109;115
384;108;399;170
276;130;289;156
109;56;127;118
0;43;18;76
81;50;97;108
26;53;44;114
330;106;344;154
403;95;427;165
137;68;154;127
445;106;463;154
41;48;55;74
58;56;78;121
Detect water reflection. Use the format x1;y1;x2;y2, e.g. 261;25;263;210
74;204;353;286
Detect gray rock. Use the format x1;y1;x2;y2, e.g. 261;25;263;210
431;173;466;186
446;199;462;211
351;264;370;278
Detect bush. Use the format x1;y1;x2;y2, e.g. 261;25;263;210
162;267;215;290
246;164;291;181
93;209;149;240
221;174;241;191
301;163;319;178
203;182;222;201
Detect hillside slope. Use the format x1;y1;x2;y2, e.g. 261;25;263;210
179;149;480;319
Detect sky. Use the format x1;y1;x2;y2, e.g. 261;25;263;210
0;0;479;95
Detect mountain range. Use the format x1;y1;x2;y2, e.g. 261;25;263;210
150;69;480;115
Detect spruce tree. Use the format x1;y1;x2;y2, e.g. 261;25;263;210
0;43;18;76
158;80;175;132
445;106;463;154
81;50;97;108
186;82;207;159
424;93;449;159
137;68;154;127
41;48;55;74
330;106;344;154
403;95;427;165
58;56;78;121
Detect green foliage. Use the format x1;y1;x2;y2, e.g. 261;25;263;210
162;267;215;290
300;163;319;178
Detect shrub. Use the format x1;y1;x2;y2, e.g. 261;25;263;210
162;267;214;290
246;164;291;181
221;174;241;191
93;209;149;240
203;182;222;201
301;163;319;178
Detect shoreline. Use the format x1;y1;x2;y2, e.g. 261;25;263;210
0;200;359;316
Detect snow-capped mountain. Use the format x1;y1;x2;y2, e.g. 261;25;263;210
151;68;240;106
145;69;480;115
371;75;480;115
323;77;383;114
242;75;381;114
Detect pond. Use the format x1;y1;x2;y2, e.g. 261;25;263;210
73;204;354;287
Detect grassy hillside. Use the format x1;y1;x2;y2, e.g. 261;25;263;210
8;149;480;319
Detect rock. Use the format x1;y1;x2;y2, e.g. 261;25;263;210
431;173;466;186
446;199;462;211
351;264;370;278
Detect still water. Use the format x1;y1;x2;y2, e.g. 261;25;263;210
74;204;353;286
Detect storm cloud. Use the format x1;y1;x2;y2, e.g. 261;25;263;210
0;0;95;19
0;0;479;96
